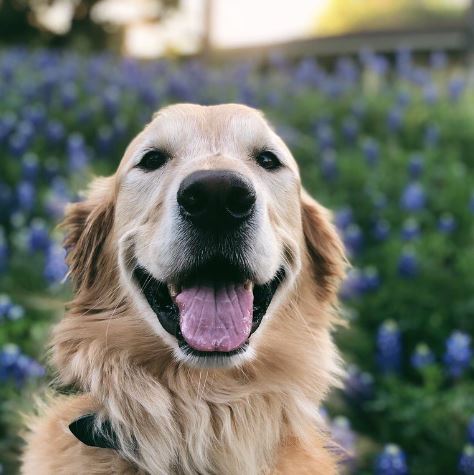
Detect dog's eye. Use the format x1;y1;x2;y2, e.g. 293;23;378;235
255;151;281;171
137;149;170;171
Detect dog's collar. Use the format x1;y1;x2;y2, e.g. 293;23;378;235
69;414;120;450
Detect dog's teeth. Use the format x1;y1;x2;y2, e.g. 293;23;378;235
244;281;254;291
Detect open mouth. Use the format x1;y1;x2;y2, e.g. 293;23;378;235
133;259;285;358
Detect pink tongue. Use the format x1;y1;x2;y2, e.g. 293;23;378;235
176;283;253;352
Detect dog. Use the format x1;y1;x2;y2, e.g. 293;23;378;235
21;104;346;474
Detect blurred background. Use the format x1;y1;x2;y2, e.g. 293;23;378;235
1;1;474;474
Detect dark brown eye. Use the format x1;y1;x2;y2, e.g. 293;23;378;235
137;149;170;171
255;150;281;171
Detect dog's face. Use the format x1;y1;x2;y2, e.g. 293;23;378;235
64;104;345;369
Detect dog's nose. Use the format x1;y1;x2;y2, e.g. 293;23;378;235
177;170;256;228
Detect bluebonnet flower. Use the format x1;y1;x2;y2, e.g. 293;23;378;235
0;228;8;273
61;82;78;108
448;76;466;101
331;416;356;467
343;224;363;255
67;133;89;172
334;207;353;232
0;295;13;321
400;182;425;211
16;181;36;212
411;343;435;370
362;138;379;165
45;120;65;144
317;125;335;151
438;214;456;234
22;153;40;181
377;321;402;374
44;177;71;219
401;218;420;241
340;268;366;301
342;117;358;144
363;266;380;291
396;90;411;108
424;124;440;148
344;364;374;401
0;344;45;386
387;108;403;133
374;444;408;475
44;244;68;285
459;445;474;475
321;149;338;181
467;417;474;444
27;219;51;253
373;219;390;241
0;112;16;143
408;154;424;178
444;331;472;379
423;84;438;105
398;249;419;278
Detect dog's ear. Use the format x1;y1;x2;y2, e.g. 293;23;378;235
61;176;116;293
301;189;347;300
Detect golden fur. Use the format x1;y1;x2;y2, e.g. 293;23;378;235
21;104;347;475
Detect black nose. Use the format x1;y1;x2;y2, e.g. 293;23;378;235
177;170;256;229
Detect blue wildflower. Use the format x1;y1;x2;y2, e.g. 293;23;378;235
0;228;8;273
331;416;356;467
334;207;353;232
387;108;403;133
444;331;472;379
374;444;408;475
467;417;474;444
45;120;65;144
398;249;419;278
438;214;456;234
362;138;379;165
340;268;366;301
321;149;338;181
344;364;374;401
400;182;425;211
373;219;390;241
27;219;51;253
0;344;45;386
21;153;40;181
401;218;420;241
407;154;424;178
342;117;358;144
459;445;474;475
424;124;440;148
448;76;466;101
377;321;402;374
44;244;68;285
67;133;89;172
16;181;36;212
343;224;363;255
411;343;435;370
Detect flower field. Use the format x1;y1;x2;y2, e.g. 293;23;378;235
1;47;474;474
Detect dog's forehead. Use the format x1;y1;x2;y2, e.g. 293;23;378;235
150;103;270;146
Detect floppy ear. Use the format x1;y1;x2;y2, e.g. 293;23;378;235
62;176;116;293
301;189;347;300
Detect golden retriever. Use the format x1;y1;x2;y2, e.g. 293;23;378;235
21;104;346;475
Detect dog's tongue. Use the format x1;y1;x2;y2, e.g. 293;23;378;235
176;283;253;352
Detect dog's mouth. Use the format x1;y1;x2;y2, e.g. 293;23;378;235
133;259;285;358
